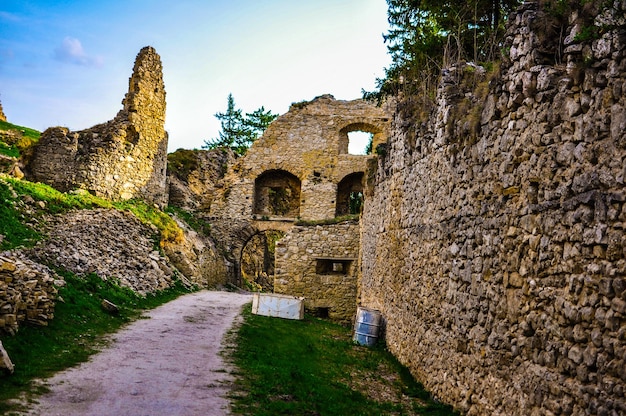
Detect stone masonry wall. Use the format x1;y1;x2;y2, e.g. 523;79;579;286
274;221;360;322
26;47;168;206
211;95;389;222
202;95;389;299
360;1;626;415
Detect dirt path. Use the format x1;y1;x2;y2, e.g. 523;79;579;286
25;290;252;416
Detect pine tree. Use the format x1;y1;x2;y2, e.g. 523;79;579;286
203;95;278;155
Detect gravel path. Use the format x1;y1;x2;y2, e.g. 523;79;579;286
25;290;252;416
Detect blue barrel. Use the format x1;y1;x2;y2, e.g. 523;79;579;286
353;307;382;346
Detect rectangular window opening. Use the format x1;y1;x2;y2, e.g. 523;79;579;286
316;258;352;275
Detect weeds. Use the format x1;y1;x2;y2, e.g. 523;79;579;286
0;180;41;250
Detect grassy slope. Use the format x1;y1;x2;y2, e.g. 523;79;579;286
229;305;457;416
0;120;40;158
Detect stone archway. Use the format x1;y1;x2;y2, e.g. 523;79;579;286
336;172;364;216
239;229;285;291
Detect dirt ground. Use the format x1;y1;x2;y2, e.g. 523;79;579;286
23;290;252;416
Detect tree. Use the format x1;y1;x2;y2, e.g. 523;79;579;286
203;94;278;155
364;0;521;101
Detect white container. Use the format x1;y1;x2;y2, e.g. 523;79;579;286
251;293;304;320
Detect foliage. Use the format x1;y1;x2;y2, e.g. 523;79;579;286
348;191;364;215
228;305;458;415
0;141;19;158
167;148;199;181
203;94;278;155
0;179;41;250
114;199;184;245
0;271;192;413
165;206;213;235
5;177;112;214
364;0;522;103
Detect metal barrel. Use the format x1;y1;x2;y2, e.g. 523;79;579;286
353;307;382;346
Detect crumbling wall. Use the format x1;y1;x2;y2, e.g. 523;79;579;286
274;221;360;322
201;95;389;301
0;100;6;122
167;148;234;212
26;47;168;206
360;1;626;415
211;95;389;222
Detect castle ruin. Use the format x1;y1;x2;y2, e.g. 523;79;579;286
13;1;626;413
26;46;168;206
203;94;390;322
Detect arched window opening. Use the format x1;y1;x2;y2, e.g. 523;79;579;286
336;172;364;217
254;170;301;217
348;131;374;155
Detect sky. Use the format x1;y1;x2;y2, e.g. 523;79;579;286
0;0;391;152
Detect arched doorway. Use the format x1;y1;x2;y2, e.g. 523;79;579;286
240;230;285;291
336;172;364;216
253;170;301;218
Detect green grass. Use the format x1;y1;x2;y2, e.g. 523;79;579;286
0;120;41;143
228;305;457;416
0;120;40;159
0;142;19;158
0;271;193;413
0;177;183;247
0;180;41;250
4;177;113;214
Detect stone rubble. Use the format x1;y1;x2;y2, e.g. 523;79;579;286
27;208;177;295
0;252;61;335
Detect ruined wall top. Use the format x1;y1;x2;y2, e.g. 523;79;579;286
26;46;169;206
0;99;6;122
121;46;166;129
211;94;391;221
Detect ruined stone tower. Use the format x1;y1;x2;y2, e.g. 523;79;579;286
0;99;6;122
26;46;168;206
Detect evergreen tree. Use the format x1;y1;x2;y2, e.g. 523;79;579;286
245;106;278;139
364;0;521;101
203;94;278;155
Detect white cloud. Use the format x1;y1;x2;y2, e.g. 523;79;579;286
0;11;20;22
53;36;103;67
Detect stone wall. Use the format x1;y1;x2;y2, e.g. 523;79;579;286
0;253;61;335
181;95;390;299
360;1;626;415
274;221;360;322
210;94;389;222
0;100;6;122
25;47;168;206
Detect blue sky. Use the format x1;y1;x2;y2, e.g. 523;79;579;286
0;0;391;152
